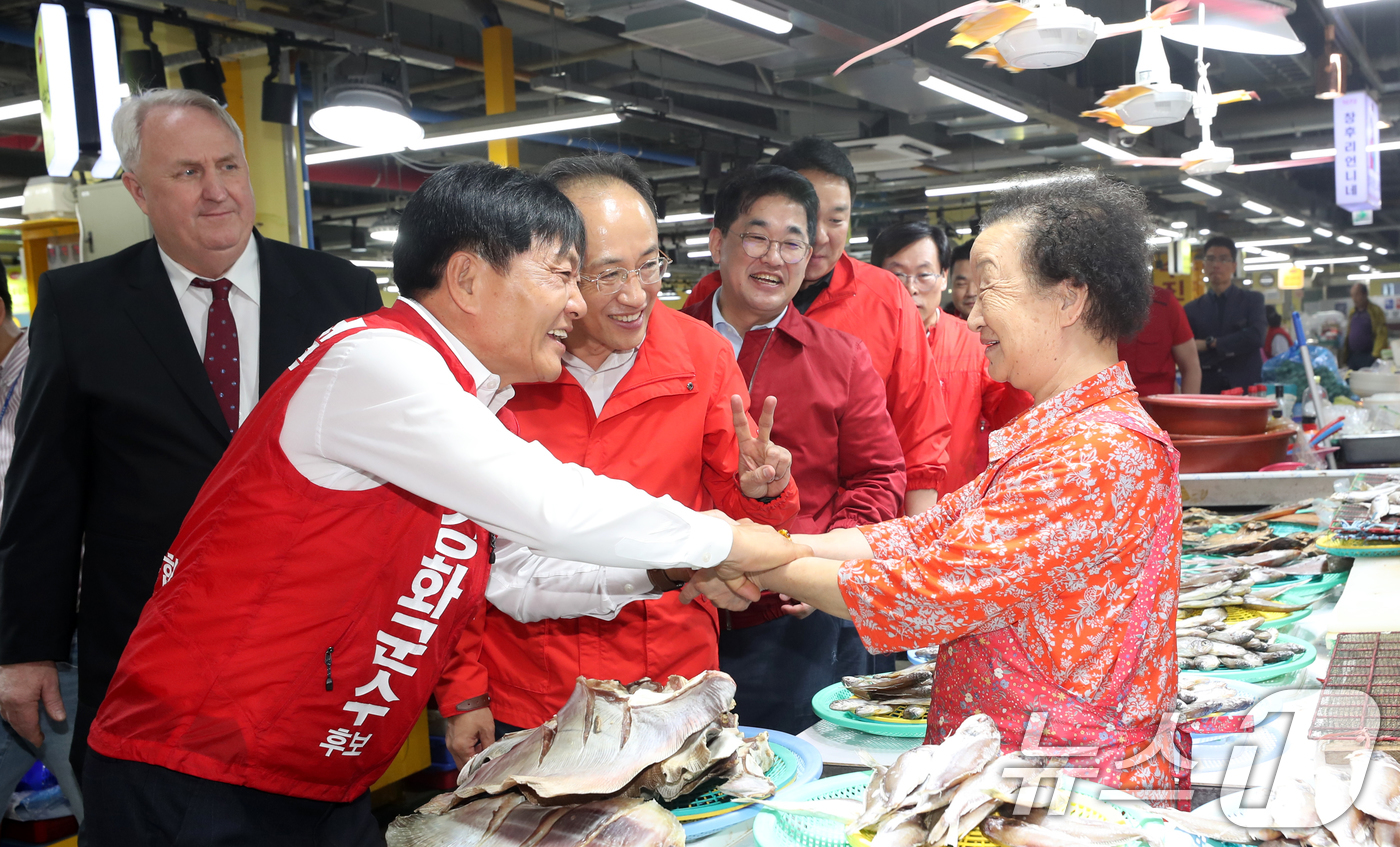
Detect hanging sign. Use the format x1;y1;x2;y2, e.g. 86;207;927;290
1279;266;1305;290
1334;91;1381;212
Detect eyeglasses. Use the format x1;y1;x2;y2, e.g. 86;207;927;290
892;271;944;292
579;255;671;295
731;230;812;265
1202;254;1235;264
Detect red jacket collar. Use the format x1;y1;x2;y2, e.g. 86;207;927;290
684;277;819;349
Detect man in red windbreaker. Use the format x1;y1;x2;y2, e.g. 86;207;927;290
683;164;906;733
684;137;949;515
872;223;1033;495
437;154;799;765
78;163;804;845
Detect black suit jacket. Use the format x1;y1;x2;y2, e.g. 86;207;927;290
0;231;382;708
1184;284;1267;390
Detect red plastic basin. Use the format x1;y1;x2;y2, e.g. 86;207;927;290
1139;394;1276;437
1171;429;1296;474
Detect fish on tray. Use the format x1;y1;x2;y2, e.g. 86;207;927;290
386;794;685;847
843;664;936;700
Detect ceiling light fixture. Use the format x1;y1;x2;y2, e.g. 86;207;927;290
1337;235;1355;245
1241;200;1273;215
956;227;973;235
1236;236;1311;247
1199;228;1212;235
1292;255;1368;266
0;196;23;210
1171;221;1188;229
1181;178;1223;196
1281;216;1307;227
310;84;424;150
1324;0;1382;8
306;108;623;165
1241;262;1295;272
1359;241;1374;250
916;72;1028;123
351;260;394;268
1080;137;1134;160
1292;139;1400;159
1148;236;1174;245
926;180;1015;198
1377;247;1390;255
684;235;710;245
662;212;715;224
1313;227;1334;237
1155;228;1180;238
849;236;870;244
1349;272;1400;280
1315;25;1348;100
682;0;793;34
1160;0;1305;56
0;100;42;122
687;250;712;259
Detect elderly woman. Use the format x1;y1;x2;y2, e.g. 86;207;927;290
716;170;1181;797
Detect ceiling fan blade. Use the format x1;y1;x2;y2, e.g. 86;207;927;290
835;0;993;75
1213;89;1260;104
964;45;1024;71
1097;84;1154;108
1228;155;1334;173
949;3;1034;48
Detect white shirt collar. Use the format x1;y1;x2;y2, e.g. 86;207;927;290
399;297;514;412
158;236;261;304
711;288;785;359
561;348;638;376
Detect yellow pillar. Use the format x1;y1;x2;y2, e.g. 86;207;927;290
481;26;518;168
234;54;300;245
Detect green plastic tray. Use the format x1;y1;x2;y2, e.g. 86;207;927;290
1180;633;1316;683
667;739;802;821
811;683;927;738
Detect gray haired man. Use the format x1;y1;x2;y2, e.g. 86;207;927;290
0;88;381;778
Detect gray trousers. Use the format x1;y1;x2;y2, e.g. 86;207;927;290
0;637;82;823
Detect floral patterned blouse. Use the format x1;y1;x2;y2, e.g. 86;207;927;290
838;363;1180;729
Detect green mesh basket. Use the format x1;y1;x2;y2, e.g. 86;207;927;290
752;772;1142;847
811;683;928;738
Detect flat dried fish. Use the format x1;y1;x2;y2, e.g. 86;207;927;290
1192;529;1274;554
843;665;936;700
455;672;738;804
386;795;684;847
1351;751;1400;824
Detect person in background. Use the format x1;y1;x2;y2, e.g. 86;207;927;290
1119;284;1201;396
1264;306;1293;359
683;164;906;733
944;242;976;319
0;279;80;823
685;138;950;516
1344;283;1388;370
438;154;799;764
0;88;382;781
873;222;1032;495
1184;236;1266;393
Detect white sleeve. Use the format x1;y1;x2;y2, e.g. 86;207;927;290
279;329;733;570
484;540;657;623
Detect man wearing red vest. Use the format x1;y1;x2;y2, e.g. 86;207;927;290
437;154;800;764
80;163;804;845
684;137;950;515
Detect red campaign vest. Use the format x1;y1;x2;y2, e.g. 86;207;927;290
926;410;1187;803
87;301;495;803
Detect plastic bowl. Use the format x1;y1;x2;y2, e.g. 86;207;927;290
1349;371;1400;398
1171;429;1295;474
1139;394;1276;437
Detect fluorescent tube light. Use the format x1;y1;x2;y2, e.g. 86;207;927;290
1241;262;1294;272
1313;227;1333;238
1337;235;1355;245
1236;237;1311;247
1377;247;1390;255
955;227;973;235
305;111;623;165
1292;140;1400;159
1281;216;1306;227
1147;236;1174;245
1155;228;1179;238
0;196;23;210
917;75;1027;123
684;235;710;245
663;212;715;224
1359;242;1374;250
1199;228;1211;235
0;101;42;122
1171;222;1188;229
1241;200;1273;215
1181;178;1222;196
849;235;869;244
351;259;394;268
1080;137;1134;160
0;217;24;227
1325;0;1381;8
683;0;793;34
926;180;1014;198
687;250;712;259
1292;255;1367;266
1349;272;1400;280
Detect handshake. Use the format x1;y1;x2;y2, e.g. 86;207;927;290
676;516;812;612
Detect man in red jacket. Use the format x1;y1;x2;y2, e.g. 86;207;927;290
437;154;799;764
684;138;949;515
872;223;1032;495
683;164;906;733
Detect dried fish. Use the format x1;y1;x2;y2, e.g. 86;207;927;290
1024;809;1151;845
1178;695;1252;721
386;795;685;847
1218;653;1265;669
843;665;935;700
926;754;1033;847
1177;638;1217;657
1235;550;1305;567
1208;627;1260;646
1351;751;1400;824
1179;582;1236;603
1177;608;1228;629
981;815;1144;847
1240;595;1319;613
1316;766;1376;847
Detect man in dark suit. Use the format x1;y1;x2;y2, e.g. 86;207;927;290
0;88;381;776
1184;235;1267;394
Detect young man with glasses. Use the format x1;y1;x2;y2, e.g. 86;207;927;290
873;223;1031;495
683;164;906;733
436;155;799;763
1184;235;1266;393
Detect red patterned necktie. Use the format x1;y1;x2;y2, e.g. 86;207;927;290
191;277;240;433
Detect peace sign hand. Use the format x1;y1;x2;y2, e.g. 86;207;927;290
732;394;792;500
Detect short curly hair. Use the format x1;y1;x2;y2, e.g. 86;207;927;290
982;169;1152;340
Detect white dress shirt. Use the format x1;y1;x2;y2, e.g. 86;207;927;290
161;238;260;424
278;298;732;582
713;292;785;359
562;348;639;416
